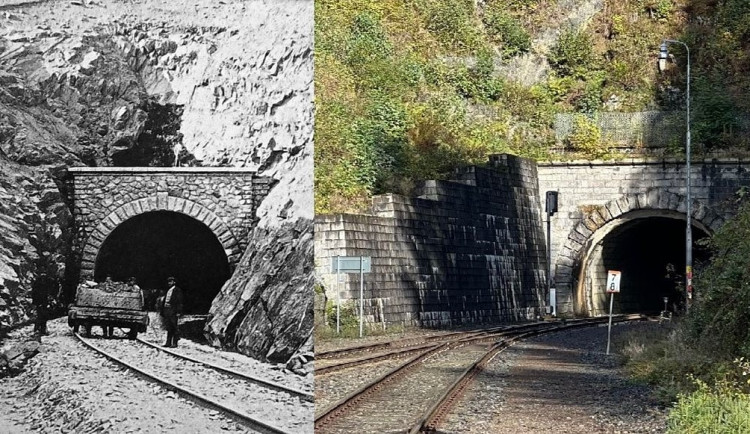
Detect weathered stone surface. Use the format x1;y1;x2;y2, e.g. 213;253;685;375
316;155;548;328
206;219;313;363
0;159;70;332
537;159;750;315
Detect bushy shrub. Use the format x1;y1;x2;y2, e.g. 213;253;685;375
448;51;504;101
687;199;750;359
567;114;607;157
668;378;750;433
344;12;395;90
549;27;596;78
692;75;742;149
350;97;409;193
483;5;531;56
325;300;360;334
420;0;482;51
640;0;673;20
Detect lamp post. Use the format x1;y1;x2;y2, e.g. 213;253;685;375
659;39;692;311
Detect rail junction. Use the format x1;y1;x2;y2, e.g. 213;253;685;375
315;315;644;433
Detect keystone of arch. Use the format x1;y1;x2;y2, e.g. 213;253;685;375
554;188;725;289
80;196;243;278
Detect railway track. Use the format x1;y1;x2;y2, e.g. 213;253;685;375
75;334;313;434
316;319;609;375
315;315;645;433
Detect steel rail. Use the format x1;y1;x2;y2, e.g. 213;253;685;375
314;343;448;430
316;330;484;360
74;333;292;434
411;314;647;433
316;342;441;375
316;314;646;433
136;337;313;402
317;319;603;375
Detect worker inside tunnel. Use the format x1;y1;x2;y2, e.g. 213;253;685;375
580;214;710;315
93;211;231;314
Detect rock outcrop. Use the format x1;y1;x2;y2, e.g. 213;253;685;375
206;218;314;363
0;158;69;330
0;0;313;362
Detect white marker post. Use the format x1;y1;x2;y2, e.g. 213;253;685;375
606;270;622;355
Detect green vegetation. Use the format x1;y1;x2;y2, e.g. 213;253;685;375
315;299;405;339
315;0;750;214
668;377;750;433
618;199;750;431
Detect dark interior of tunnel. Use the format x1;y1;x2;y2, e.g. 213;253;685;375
93;211;231;314
601;216;710;314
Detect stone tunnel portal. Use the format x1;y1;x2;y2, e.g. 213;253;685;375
579;213;710;316
93;211;231;314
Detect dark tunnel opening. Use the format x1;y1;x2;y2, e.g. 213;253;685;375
599;216;710;314
93;211;231;314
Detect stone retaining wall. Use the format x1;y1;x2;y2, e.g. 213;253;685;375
315;155;548;328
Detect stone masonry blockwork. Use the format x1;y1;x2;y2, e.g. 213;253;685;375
315;155;548;328
68;167;271;279
318;156;750;324
537;158;749;314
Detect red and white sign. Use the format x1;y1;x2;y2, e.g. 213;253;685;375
606;270;621;293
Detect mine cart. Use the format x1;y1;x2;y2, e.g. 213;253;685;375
68;281;149;339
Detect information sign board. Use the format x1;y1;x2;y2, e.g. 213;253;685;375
331;256;371;273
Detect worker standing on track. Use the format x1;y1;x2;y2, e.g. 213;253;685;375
161;276;184;348
31;272;54;340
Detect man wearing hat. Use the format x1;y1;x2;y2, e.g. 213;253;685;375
161;276;184;347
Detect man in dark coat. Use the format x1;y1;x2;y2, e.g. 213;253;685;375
161;276;184;347
31;273;55;339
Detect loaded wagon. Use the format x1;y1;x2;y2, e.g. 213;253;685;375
68;281;149;339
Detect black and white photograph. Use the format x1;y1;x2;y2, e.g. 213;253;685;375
0;0;314;432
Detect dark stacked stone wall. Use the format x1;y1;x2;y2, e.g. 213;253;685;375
315;154;547;328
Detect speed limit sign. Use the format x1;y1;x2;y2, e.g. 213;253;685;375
606;270;621;293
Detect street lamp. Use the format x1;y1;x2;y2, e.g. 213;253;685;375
659;39;692;311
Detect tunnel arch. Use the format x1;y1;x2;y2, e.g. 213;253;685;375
79;195;242;313
554;189;725;316
93;211;231;314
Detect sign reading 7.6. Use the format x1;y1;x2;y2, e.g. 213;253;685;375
606;270;621;293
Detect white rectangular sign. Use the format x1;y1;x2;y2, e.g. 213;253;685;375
606;270;621;293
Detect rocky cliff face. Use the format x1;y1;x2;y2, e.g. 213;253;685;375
206;218;313;363
0;159;69;329
0;0;313;362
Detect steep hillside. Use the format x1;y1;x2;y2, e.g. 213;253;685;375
315;0;750;213
0;0;313;362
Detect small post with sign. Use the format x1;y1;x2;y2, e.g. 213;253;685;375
336;256;341;334
330;256;372;338
606;270;621;355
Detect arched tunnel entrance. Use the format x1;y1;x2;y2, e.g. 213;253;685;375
579;214;710;315
93;211;231;314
